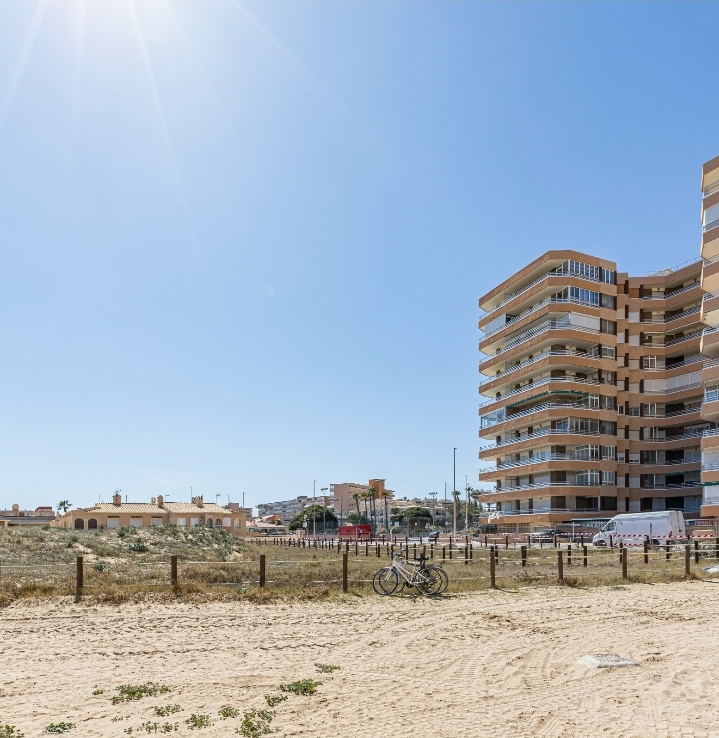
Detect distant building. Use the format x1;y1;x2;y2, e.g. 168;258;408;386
330;480;395;523
51;494;246;535
0;504;56;528
256;495;331;524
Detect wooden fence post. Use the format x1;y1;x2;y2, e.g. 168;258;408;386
75;556;83;603
567;544;572;566
644;538;649;565
715;538;719;560
665;543;671;561
171;555;178;588
694;539;699;565
489;548;496;588
505;535;509;549
583;545;588;568
621;547;627;580
494;545;499;564
442;546;446;561
464;545;468;565
557;550;563;582
521;545;526;567
342;553;348;592
259;554;266;588
619;540;623;564
685;544;690;578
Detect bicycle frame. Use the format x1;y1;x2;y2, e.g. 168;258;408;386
389;554;428;587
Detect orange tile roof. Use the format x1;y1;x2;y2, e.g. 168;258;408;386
78;503;166;514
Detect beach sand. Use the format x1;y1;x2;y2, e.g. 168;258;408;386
1;581;717;737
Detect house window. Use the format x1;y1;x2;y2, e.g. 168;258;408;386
151;518;162;526
602;471;616;485
130;518;142;528
223;517;231;527
190;517;200;526
108;518;119;528
176;517;186;526
234;519;240;529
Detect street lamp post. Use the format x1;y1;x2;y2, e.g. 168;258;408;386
321;487;328;535
313;480;317;537
453;448;457;536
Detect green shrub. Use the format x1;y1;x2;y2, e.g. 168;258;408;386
129;542;148;552
314;663;339;674
279;679;321;696
154;705;181;717
264;694;287;707
184;714;210;730
44;724;74;734
0;726;24;738
112;683;171;704
218;706;239;719
236;710;275;737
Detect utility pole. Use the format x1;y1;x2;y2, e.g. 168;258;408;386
444;483;448;533
429;492;437;524
453;448;457;536
313;480;317;537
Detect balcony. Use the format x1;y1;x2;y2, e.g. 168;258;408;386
702;254;719;294
479;427;600;454
642;282;700;302
490;452;603;471
481;296;600;345
641;306;701;327
479;347;606;382
482;267;600;320
480;399;600;431
701;326;719;359
479;375;602;410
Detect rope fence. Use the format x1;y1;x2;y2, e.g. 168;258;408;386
1;535;715;600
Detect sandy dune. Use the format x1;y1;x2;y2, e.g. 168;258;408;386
1;581;718;737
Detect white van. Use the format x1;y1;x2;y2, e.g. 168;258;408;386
592;510;685;547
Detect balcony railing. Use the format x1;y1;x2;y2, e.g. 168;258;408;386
479;348;604;382
641;481;703;490
661;330;703;348
704;219;719;234
490;452;603;471
702;463;719;472
643;407;701;419
642;282;701;301
644;258;703;277
644;381;702;396
486;481;604;494
481;296;600;341
483;268;600;318
642;430;706;443
486;508;613;516
480;400;599;429
479;375;601;408
705;180;719;198
493;318;600;357
642;306;701;325
479;427;600;451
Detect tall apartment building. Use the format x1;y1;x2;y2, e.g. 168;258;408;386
478;250;707;533
700;154;719;517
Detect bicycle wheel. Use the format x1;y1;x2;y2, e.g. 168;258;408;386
425;565;449;593
415;567;443;595
372;567;399;595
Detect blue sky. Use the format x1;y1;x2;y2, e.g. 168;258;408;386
0;1;717;513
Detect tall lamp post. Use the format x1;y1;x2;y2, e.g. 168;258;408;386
453;448;457;536
312;480;317;537
321;487;328;535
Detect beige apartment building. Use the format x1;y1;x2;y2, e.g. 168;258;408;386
700;154;719;517
52;494;246;535
479;170;717;532
329;479;394;521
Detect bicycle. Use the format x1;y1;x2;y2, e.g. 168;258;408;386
372;552;448;596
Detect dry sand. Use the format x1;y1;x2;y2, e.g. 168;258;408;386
1;581;718;737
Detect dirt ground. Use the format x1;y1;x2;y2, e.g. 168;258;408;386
1;580;717;737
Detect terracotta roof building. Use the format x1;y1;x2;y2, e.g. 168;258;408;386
52;494;246;534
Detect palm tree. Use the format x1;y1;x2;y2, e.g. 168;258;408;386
367;486;377;533
351;492;361;520
381;490;391;536
361;490;371;523
57;500;71;514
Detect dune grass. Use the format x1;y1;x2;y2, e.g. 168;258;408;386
0;526;711;606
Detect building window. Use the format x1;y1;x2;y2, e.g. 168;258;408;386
643;356;657;369
130;518;142;528
234;519;240;529
151;518;162;526
223;517;231;527
600;319;616;335
190;517;200;526
602;471;616;485
108;518;119;528
600;446;616;459
601;345;615;359
176;517;186;526
600;268;616;284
